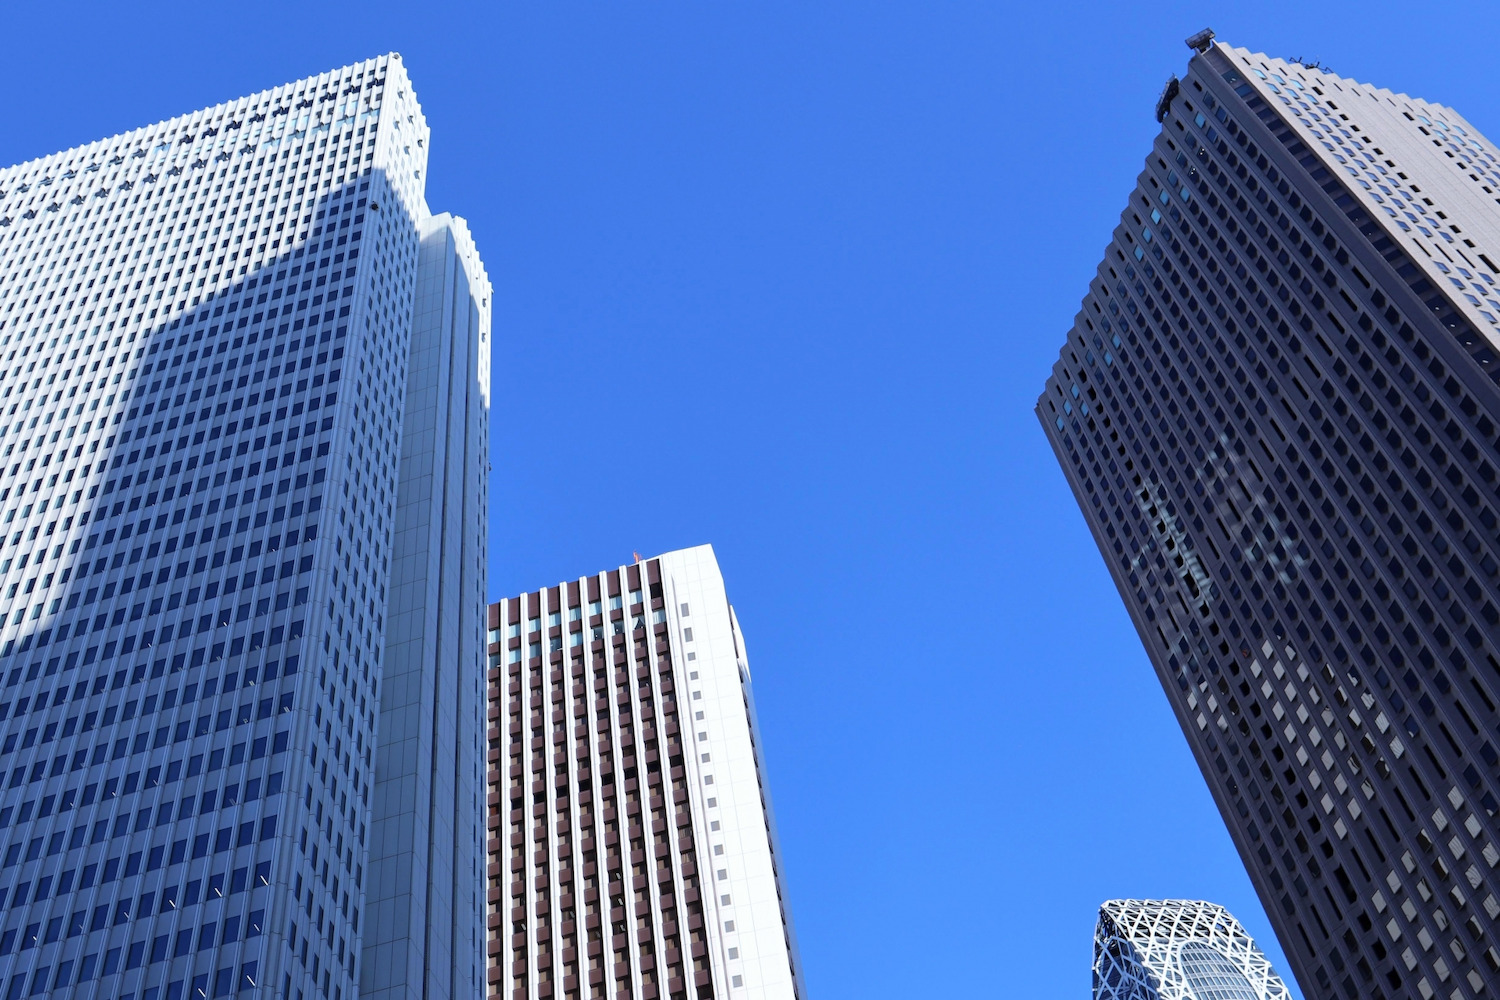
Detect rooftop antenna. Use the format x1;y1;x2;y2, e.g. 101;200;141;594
1185;27;1216;54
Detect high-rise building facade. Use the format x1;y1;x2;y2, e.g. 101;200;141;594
485;545;803;1000
0;54;488;1000
366;212;489;1000
1093;899;1293;1000
1039;30;1500;1000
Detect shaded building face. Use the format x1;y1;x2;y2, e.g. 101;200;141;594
485;546;804;1000
0;54;489;1000
1041;37;1500;1000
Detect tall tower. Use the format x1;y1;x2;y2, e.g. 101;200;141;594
0;55;488;1000
365;213;490;1000
484;546;804;1000
1093;899;1293;1000
1039;31;1500;1000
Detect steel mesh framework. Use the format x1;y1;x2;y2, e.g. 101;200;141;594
1094;900;1295;1000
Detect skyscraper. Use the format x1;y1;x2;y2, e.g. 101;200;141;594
366;214;490;1000
485;546;804;1000
1038;30;1500;1000
1093;899;1293;1000
0;54;488;1000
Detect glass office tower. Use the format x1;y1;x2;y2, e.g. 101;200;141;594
1040;30;1500;1000
484;546;804;1000
1094;899;1293;1000
0;55;488;1000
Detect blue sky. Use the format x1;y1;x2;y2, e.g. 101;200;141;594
8;1;1500;995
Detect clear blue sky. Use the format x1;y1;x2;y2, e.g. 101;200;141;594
7;2;1500;995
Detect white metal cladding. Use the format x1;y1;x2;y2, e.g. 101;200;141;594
657;547;803;1000
1093;899;1294;1000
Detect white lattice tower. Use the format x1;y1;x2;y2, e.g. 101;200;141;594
1093;899;1295;1000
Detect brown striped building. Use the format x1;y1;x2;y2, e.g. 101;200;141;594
484;546;803;1000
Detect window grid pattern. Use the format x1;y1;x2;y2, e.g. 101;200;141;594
487;561;710;1000
1041;41;1500;1000
485;550;806;1000
0;51;481;1000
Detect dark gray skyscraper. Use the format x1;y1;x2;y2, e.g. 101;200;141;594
1039;30;1500;1000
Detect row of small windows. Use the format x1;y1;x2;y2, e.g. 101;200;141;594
0;64;420;1000
498;598;705;1000
0;63;390;196
0;62;417;1000
1044;66;1500;995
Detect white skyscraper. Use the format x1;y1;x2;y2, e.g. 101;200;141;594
486;546;804;1000
1093;900;1293;1000
0;53;487;1000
